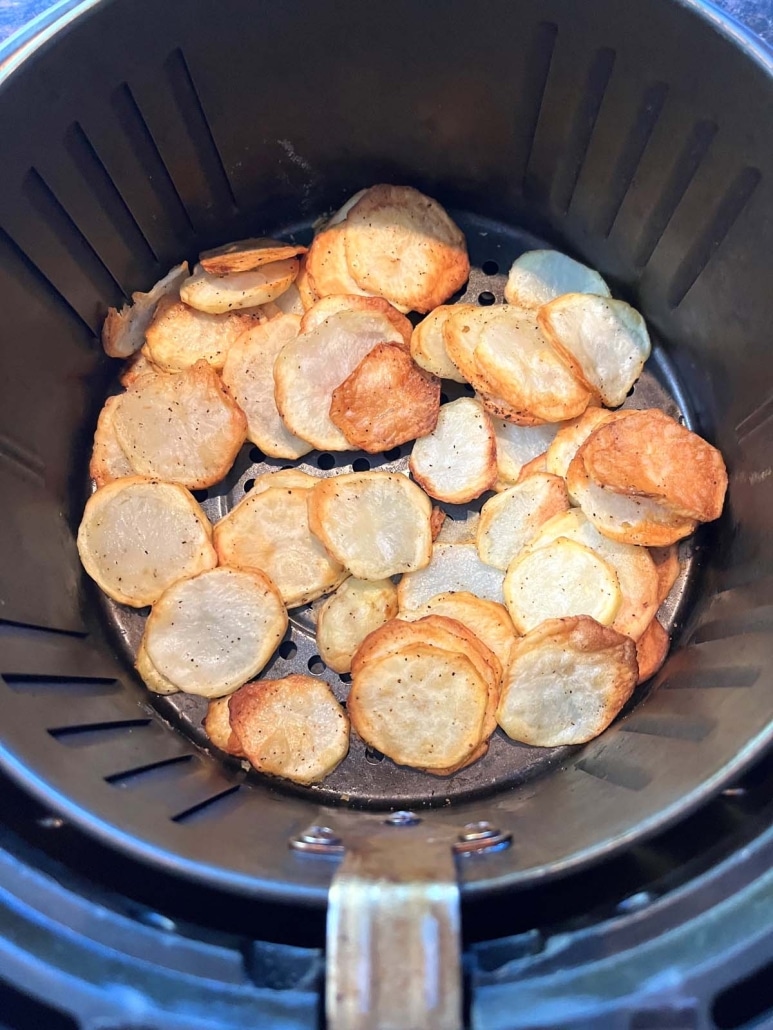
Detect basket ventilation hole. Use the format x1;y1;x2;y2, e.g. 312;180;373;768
384;446;402;461
192;489;208;501
243;479;254;493
317;453;335;470
307;655;325;675
249;447;265;463
482;260;499;276
478;291;496;306
365;747;385;764
279;640;297;660
352;457;371;472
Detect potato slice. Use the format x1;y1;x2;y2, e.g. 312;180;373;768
246;468;321;494
308;472;432;579
77;477;216;607
651;545;680;605
635;618;669;684
517;454;549;482
220;314;312;460
135;640;179;695
229;675;349;785
348;644;487;769
113;360;247;489
581;409;728;522
538;294;651;407
504;537;621;633
102;261;189;358
476;389;547;427
344;185;470;313
317;578;399;673
409;397;497;503
398;542;506;608
143;298;265;372
496;616;637;746
203;696;244;755
476;473;569;570
330;343;440;453
90;395;134;487
399;592;518;673
306;224;375;299
295;256;317;310
492;418;563;486
410;306;467;382
545;407;621;479
273;308;404;450
199;237;307;275
300;295;412;347
269;282;305;316
214;486;346;607
120;351;163;388
442;305;498;391
504;250;610;309
430;506;446;540
435;511;480;545
180;259;299;314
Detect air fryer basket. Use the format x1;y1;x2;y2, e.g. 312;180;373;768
0;0;771;930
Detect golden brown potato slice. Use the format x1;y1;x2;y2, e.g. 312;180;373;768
300;295;412;347
344;185;470;313
220;314;312;460
442;305;499;392
203;696;245;756
410;306;467;382
492;418;564;486
119;351;164;388
476;473;570;570
102;261;189;358
295;256;318;310
430;506;447;540
199;237;307;275
274;308;405;450
538;294;651;408
180;259;299;314
77;477;216;607
316;578;399;674
581;409;728;523
135;640;179;695
504;537;621;633
650;545;681;605
409;397;497;503
504;250;611;309
213;486;346;607
544;407;622;479
140;567;287;698
306;224;375;300
496;616;637;746
268;283;305;316
435;510;479;545
399;592;518;673
397;542;506;608
476;389;547;427
113;360;247;489
144;297;266;372
330;342;440;453
517;454;549;482
308;472;432;579
349;644;487;769
635;618;670;684
246;468;321;494
229;675;349;785
89;395;134;487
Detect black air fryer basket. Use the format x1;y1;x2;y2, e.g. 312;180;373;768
0;0;772;1026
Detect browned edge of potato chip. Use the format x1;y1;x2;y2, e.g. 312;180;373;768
200;238;308;275
635;618;670;685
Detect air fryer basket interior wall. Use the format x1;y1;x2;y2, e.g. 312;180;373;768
0;0;771;906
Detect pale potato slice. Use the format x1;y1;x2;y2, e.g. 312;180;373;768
581;409;728;522
517;454;549;482
269;282;305;316
77;477;216;607
538;294;651;407
477;473;569;571
142;567;287;698
306;224;375;299
442;305;498;391
651;545;680;605
135;640;179;695
435;511;480;545
102;261;189;358
399;592;518;673
120;351;163;388
220;314;312;460
179;259;299;314
308;472;432;579
430;506;446;541
635;618;669;684
504;250;610;309
89;395;134;487
144;297;266;372
213;486;346;607
203;696;244;755
300;295;412;346
545;407;621;479
409;397;497;503
273;308;404;450
113;360;247;489
410;306;467;382
326;189;369;227
504;537;621;633
348;644;487;769
330;343;440;453
229;675;349;785
317;578;399;673
397;542;506;609
246;468;320;495
295;257;317;311
492;418;563;485
496;616;637;746
527;508;659;641
199;237;307;275
344;185;470;313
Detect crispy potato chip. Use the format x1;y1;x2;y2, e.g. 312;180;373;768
274;308;404;450
220;314;312;460
306;224;375;299
409;397;497;503
516;454;549;482
143;297;266;372
344;185;470;313
492;418;563;486
398;542;506;609
436;511;479;545
496;616;637;746
399;592;518;673
180;259;299;314
419;741;490;777
204;696;244;755
229;675;349;785
214;485;346;607
300;295;412;346
581;409;728;522
102;262;189;358
113;360;247;489
635;618;669;684
90;395;134;488
120;351;163;388
246;468;321;494
269;282;305;316
317;578;398;673
476;389;547;427
410;306;467;382
135;640;179;695
430;506;446;540
308;472;432;579
330;343;440;452
545;407;622;479
477;473;570;570
442;305;499;392
199;237;307;275
348;644;487;769
504;250;610;309
504;537;621;633
538;294;651;407
141;567;287;698
77;477;216;607
326;189;369;227
651;545;681;605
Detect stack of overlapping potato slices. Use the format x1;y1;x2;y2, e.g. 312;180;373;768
78;184;728;786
